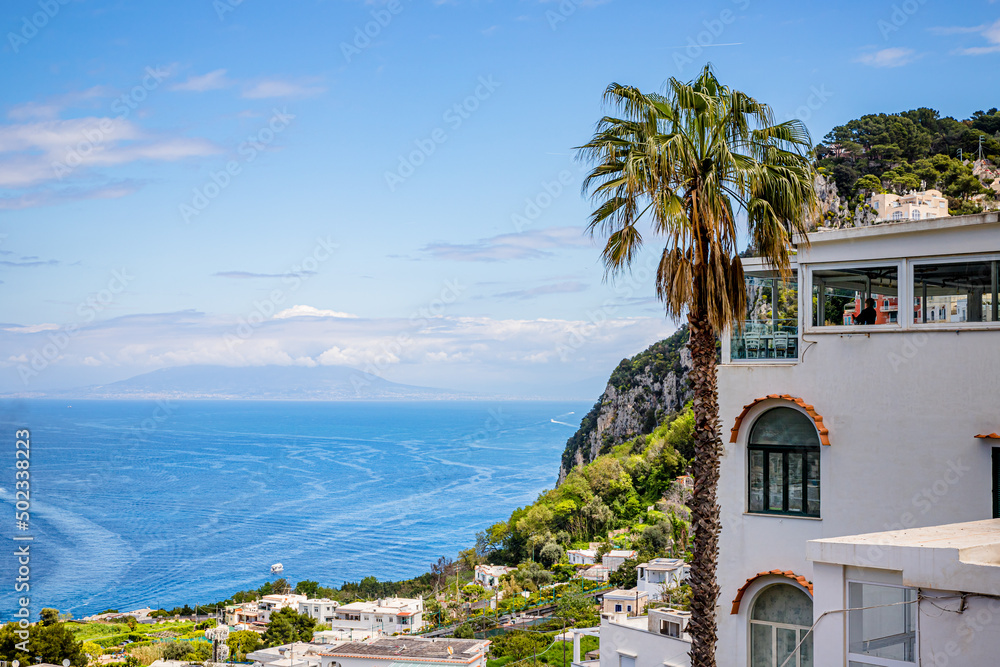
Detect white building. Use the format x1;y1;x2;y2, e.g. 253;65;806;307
568;549;598;565
600;589;649;616
247;642;336;667
315;637;489;667
716;212;1000;666
601;550;637;572
635;558;689;601
580;565;610;583
223;601;259;626
599;608;692;667
298;598;339;625
473;564;514;590
258;594;308;624
869;188;950;222
319;597;424;640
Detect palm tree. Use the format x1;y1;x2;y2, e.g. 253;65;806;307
577;65;816;667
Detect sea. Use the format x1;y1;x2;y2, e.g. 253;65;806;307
0;399;588;617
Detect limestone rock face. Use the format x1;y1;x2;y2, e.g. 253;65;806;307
558;329;692;483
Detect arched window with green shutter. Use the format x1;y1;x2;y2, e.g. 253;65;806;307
747;407;821;517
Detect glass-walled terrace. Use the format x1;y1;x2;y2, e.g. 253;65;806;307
730;275;799;361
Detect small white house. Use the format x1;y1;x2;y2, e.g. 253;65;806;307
601;550;637;572
568;548;598;565
473;564;514;590
297;598;339;625
635;558;689;601
257;594;307;624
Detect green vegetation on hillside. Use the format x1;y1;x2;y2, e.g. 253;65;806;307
816;107;1000;216
479;406;695;569
560;327;691;474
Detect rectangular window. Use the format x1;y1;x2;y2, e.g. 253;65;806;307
749;446;820;517
913;259;998;324
847;583;917;665
615;604;622;612
619;656;635;667
661;620;681;638
812;265;899;327
730;275;799;361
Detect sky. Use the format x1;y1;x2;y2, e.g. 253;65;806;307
1;0;999;398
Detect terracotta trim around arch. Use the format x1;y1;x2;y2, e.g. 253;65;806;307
731;569;814;615
729;394;830;446
975;433;1000;440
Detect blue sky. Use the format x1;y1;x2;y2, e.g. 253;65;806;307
1;0;998;397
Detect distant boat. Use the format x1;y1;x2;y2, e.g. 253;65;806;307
271;563;283;574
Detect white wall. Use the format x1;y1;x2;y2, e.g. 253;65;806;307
599;615;690;667
716;215;1000;666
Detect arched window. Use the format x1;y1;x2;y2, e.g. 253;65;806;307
750;584;814;667
748;408;820;517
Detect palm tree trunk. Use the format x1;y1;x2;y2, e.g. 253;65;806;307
686;310;721;667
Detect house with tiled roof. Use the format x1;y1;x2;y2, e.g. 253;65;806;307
714;211;1000;666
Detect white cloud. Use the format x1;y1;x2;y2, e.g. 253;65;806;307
0;309;675;398
930;19;1000;55
273;305;359;319
856;47;918;68
171;69;231;92
242;80;326;99
3;323;60;333
421;227;593;262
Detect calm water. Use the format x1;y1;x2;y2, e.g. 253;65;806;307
0;400;586;616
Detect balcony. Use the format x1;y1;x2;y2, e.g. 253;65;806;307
730;275;799;361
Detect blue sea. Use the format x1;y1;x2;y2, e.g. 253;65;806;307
0;400;587;617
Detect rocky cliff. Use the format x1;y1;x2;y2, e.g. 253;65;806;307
558;327;692;483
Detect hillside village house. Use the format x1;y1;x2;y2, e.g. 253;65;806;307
602;550;637;572
716;211;1000;666
869;188;950;222
568;548;598;565
223;602;260;626
635;558;689;601
601;589;649;616
258;594;307;624
473;564;514;590
298;598;340;625
316;597;424;641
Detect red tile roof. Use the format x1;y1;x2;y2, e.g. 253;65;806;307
730;394;830;446
731;570;813;615
975;433;1000;440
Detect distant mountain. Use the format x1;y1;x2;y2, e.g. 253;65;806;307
30;365;473;400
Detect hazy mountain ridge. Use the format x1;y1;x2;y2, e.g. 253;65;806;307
8;364;476;400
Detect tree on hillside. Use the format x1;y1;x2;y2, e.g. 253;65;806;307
578;65;816;666
227;630;262;661
261;607;317;647
0;615;85;666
